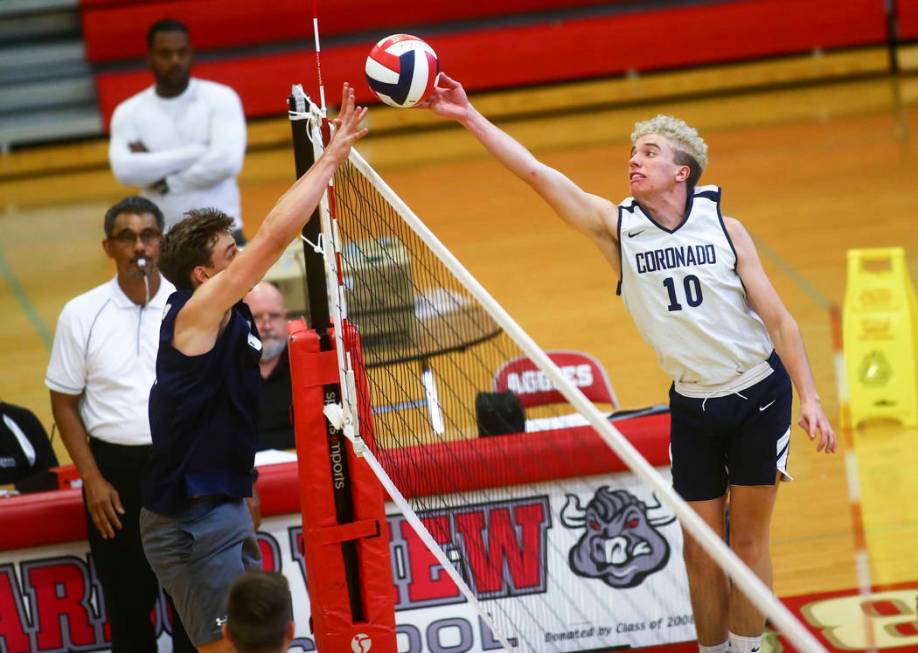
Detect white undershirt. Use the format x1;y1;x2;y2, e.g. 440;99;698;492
46;276;175;446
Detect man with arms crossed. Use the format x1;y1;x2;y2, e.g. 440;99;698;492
421;75;836;653
47;196;193;651
140;84;367;653
109;19;247;242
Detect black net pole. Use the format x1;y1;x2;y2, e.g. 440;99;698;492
885;0;900;74
287;90;365;623
288;93;330;329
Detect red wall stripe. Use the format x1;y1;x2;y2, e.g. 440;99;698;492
81;0;621;64
898;0;918;39
94;0;889;129
0;413;669;551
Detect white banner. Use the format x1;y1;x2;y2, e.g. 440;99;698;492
0;470;695;652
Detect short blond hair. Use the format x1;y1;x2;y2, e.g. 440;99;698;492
631;115;708;184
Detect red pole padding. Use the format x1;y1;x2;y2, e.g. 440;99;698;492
287;319;397;653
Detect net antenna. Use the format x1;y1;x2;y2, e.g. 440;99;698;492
293;86;826;651
306;0;360;439
310;0;326;111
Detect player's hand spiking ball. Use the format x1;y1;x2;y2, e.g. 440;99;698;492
417;73;473;122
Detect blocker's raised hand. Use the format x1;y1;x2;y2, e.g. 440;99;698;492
327;82;368;164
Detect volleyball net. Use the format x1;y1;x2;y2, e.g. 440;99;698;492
286;88;825;653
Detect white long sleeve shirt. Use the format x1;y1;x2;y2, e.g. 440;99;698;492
109;78;247;232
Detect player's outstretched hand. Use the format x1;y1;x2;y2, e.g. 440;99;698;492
327;82;368;165
418;73;472;122
799;398;836;454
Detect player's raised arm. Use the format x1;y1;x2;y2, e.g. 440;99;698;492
422;74;615;243
174;83;368;353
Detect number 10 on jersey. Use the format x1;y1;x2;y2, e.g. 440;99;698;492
664;275;703;311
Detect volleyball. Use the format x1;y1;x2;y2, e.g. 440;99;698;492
364;34;439;108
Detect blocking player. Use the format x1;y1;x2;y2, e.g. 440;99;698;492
139;83;367;653
420;74;835;653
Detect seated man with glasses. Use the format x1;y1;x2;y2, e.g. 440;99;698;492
244;282;294;451
47;196;194;652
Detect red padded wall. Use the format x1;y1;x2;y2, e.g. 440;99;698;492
94;0;888;129
899;0;918;39
81;0;623;64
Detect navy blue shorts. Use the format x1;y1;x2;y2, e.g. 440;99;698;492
669;351;793;502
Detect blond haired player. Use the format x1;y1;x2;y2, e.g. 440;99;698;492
421;74;835;653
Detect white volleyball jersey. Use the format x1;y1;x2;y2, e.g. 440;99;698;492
617;185;773;392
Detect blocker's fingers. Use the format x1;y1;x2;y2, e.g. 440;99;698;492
343;102;360;123
345;127;369;145
346;102;365;128
345;107;368;131
337;84;354;116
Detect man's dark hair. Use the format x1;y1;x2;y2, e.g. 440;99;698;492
159;208;234;290
226;571;292;653
673;150;703;190
104;196;164;238
146;18;190;50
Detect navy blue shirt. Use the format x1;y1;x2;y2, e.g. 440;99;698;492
144;289;262;515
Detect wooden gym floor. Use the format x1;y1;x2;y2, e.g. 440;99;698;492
1;50;917;626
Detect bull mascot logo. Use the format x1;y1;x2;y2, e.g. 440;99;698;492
561;487;675;588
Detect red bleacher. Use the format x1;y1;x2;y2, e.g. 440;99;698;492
81;0;619;64
899;0;918;39
87;0;886;131
89;0;889;130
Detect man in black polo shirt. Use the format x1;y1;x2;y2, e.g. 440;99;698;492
140;84;367;653
0;401;58;493
245;282;294;451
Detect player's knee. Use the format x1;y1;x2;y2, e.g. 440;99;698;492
730;532;767;566
681;536;716;569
